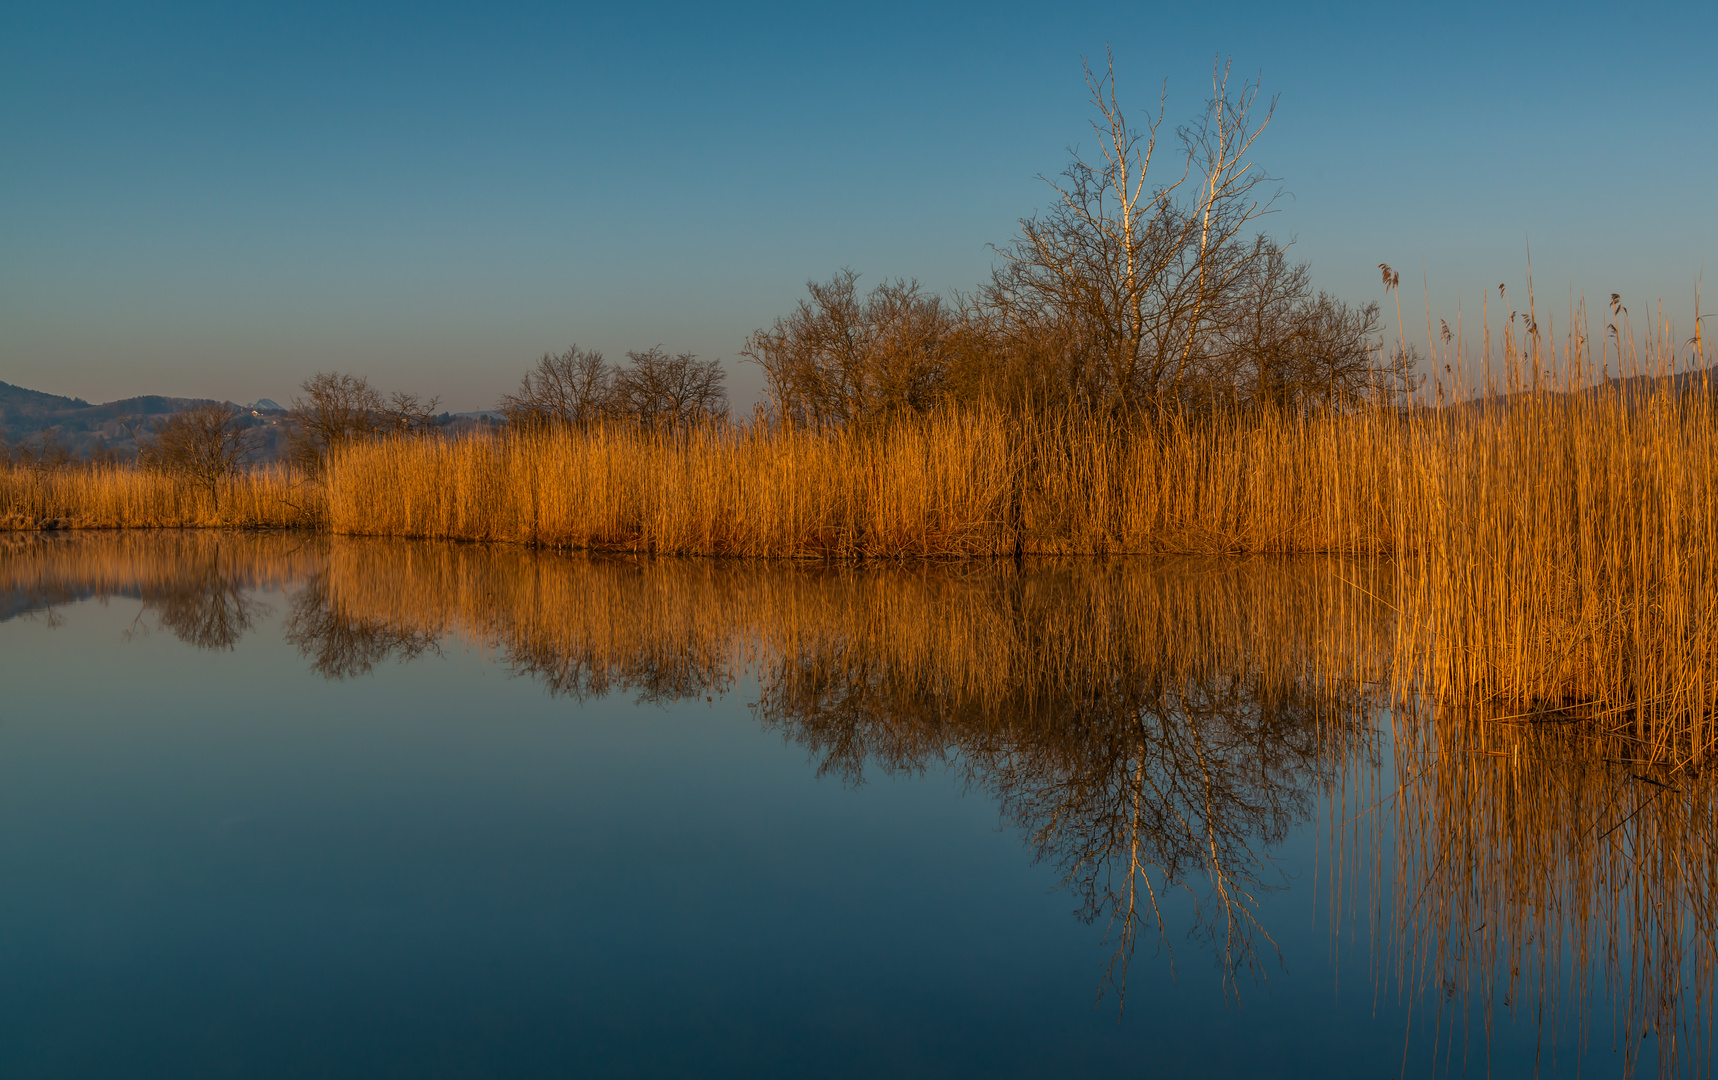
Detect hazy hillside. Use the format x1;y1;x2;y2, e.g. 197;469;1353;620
0;380;290;462
1432;366;1717;422
1;381;497;463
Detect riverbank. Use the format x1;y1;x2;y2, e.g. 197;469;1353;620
5;389;1717;767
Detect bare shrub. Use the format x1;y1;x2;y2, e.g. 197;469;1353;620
497;346;613;430
741;271;953;428
610;347;728;428
289;373;383;471
289;372;439;470
138;403;259;508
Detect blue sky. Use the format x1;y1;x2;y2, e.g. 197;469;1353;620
3;0;1713;410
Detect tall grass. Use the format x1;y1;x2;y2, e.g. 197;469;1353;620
1395;309;1718;768
0;461;313;530
317;406;1408;557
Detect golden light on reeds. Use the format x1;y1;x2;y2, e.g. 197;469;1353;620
3;293;1716;770
0;461;313;532
1392;707;1717;1078
318;406;1405;557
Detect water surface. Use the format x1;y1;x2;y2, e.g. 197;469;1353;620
0;533;1707;1077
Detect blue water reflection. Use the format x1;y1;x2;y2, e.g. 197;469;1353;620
0;533;1690;1077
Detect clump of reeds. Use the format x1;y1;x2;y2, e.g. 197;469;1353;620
1394;295;1718;768
0;461;314;531
320;405;1410;557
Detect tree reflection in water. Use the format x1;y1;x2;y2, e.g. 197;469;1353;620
284;574;439;679
295;543;1390;1002
0;531;294;649
750;567;1382;1001
3;531;1712;1074
142;557;270;650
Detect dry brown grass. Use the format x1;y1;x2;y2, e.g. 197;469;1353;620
0;461;314;530
1395;309;1718;769
318;406;1407;556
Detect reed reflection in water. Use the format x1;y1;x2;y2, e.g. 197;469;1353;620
2;530;1712;1076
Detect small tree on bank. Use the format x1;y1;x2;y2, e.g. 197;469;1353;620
139;403;259;509
611;347;728;429
740;271;953;429
498;345;614;430
289;372;440;472
497;346;727;431
289;372;383;471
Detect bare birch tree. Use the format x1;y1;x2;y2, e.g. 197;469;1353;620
979;52;1282;414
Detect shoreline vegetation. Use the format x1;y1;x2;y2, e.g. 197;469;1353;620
4;354;1717;773
4;52;1715;768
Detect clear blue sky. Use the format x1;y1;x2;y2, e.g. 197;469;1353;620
3;0;1713;410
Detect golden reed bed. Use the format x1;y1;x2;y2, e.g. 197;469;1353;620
6;371;1718;767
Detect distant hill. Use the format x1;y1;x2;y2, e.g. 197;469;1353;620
0;381;90;413
1433;366;1717;421
0;380;288;462
1;381;495;463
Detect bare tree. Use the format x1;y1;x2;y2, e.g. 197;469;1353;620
5;426;72;469
1171;60;1282;388
1218;243;1384;412
978;52;1281;415
139;403;260;507
288;372;384;471
737;56;1389;422
741;271;953;427
610;347;728;428
381;391;442;436
288;372;442;468
498;345;613;429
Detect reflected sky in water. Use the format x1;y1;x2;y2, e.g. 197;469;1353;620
0;533;1699;1078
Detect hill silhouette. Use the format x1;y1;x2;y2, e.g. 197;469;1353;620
0;380;287;461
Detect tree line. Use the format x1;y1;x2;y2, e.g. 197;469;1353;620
12;54;1415;496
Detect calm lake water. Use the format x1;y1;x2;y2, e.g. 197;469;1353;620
0;532;1707;1078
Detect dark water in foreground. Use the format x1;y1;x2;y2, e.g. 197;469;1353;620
0;533;1707;1078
